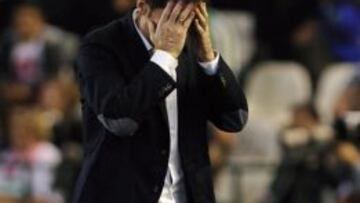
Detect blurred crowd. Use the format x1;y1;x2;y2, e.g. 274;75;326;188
0;0;359;203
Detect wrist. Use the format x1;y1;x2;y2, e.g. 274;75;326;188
199;49;215;62
198;37;215;61
151;50;179;76
154;48;179;59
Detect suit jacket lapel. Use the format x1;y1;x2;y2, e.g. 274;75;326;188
121;10;151;75
177;47;190;93
158;51;190;129
121;11;171;127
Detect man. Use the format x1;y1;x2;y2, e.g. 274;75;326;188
74;0;248;202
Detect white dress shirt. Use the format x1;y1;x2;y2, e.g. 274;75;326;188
133;10;220;203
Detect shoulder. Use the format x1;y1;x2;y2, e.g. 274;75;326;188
31;142;62;167
83;19;124;46
79;18;129;59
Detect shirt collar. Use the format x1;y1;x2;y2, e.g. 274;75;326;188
132;9;153;51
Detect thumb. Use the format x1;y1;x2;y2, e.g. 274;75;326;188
147;20;156;43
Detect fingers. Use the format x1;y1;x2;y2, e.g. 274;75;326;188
169;1;184;22
183;12;195;28
159;1;175;23
178;3;194;23
147;20;156;42
195;6;207;28
194;19;204;33
199;2;208;18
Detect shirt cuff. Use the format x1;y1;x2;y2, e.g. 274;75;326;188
198;52;220;76
151;50;178;80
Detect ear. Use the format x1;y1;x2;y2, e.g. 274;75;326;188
136;0;151;16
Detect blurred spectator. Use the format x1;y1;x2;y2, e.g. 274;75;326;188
37;79;82;147
333;73;360;144
343;191;360;203
208;123;236;180
0;3;79;104
337;142;360;201
320;0;360;62
337;142;360;186
112;0;135;14
0;107;62;203
270;104;335;203
37;79;82;203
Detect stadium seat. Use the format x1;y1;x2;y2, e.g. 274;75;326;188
245;61;312;127
221;61;311;203
210;10;256;75
315;63;358;123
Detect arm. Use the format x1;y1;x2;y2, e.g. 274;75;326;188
78;44;176;136
194;2;248;132
199;57;248;132
79;1;197;137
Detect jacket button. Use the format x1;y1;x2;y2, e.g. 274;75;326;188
220;75;227;86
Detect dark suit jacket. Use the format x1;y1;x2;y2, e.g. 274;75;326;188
74;10;248;203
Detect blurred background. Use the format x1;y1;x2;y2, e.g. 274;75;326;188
0;0;359;203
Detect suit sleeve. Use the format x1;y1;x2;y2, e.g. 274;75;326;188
77;43;176;136
199;56;248;132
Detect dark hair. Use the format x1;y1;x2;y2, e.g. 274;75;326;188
293;103;320;121
147;0;203;9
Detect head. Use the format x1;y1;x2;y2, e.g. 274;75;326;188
292;103;320;128
12;3;46;41
113;0;136;14
9;107;51;151
38;79;79;116
334;74;360;117
135;0;202;39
